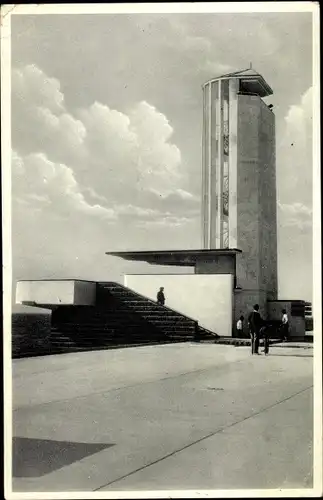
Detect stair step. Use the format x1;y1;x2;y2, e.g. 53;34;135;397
52;320;195;328
53;314;193;321
54;317;193;326
50;334;168;341
53;324;194;331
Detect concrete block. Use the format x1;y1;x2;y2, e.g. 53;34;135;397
16;280;96;307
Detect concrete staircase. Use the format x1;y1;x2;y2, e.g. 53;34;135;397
46;282;217;354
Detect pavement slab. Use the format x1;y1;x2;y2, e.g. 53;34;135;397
104;389;312;491
11;343;314;493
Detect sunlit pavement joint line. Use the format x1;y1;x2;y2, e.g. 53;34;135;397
94;385;313;491
13;358;246;411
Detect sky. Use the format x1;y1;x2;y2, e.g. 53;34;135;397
10;9;314;303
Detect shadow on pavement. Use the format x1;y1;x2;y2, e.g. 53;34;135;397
13;437;114;477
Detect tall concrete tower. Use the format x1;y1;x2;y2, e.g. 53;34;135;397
202;68;278;314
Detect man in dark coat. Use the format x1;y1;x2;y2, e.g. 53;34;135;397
248;304;263;354
157;287;165;306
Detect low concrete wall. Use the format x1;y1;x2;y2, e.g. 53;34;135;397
16;280;96;306
125;274;233;336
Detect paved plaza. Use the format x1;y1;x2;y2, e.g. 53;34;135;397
12;342;313;493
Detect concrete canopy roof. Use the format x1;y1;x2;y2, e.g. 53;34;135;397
203;67;273;97
106;249;242;267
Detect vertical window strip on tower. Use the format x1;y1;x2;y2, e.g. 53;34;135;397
202;84;207;248
208;81;213;248
215;79;224;248
222;80;230;248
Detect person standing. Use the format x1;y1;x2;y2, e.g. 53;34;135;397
248;304;263;354
236;315;244;337
281;308;289;342
157;287;165;306
260;322;270;355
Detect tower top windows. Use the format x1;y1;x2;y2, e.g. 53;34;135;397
203;68;273;98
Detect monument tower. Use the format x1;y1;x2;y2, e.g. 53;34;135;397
202;68;278;316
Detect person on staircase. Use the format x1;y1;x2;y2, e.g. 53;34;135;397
157;287;165;306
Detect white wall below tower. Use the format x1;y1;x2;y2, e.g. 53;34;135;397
124;274;233;336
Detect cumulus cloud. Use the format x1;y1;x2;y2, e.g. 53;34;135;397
130;101;182;182
278;201;312;229
150;187;197;201
12;64;64;113
278;202;312;217
12;66;86;166
76;99;183;201
146;188;200;220
12;64;195;227
12;150;117;221
285;87;313;130
277;86;313;209
137;215;193;228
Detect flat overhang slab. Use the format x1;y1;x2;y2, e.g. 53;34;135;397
239;78;272;97
106;249;242;267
